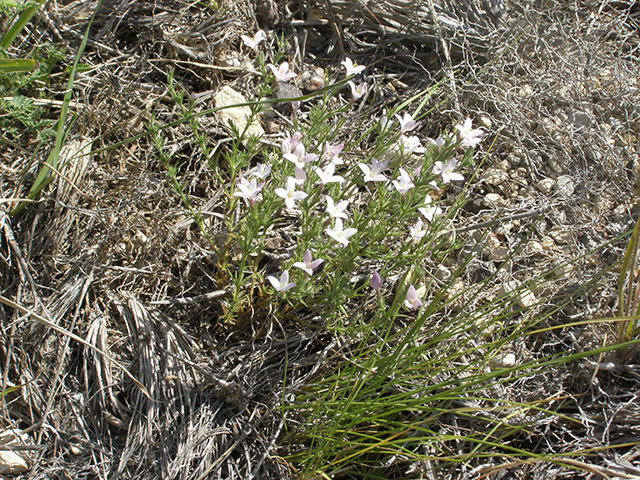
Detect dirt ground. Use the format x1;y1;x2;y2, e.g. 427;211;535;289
1;0;640;478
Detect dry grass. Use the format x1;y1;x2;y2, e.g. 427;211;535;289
1;0;639;478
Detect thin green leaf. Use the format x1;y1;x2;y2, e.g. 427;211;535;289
0;58;39;73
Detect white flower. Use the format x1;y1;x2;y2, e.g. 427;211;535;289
428;136;447;149
292;166;307;185
392;168;415;194
409;219;427;241
347;80;367;100
293;250;324;275
281;131;302;154
394;113;421;134
341;57;366;76
404;285;422;310
233;177;262;203
267;270;296;292
325;218;357;247
418;196;443;222
284;143;318;169
455;118;484;148
433;158;464;184
323;142;344;165
241;30;266;51
358;157;388;182
275;177;308;209
251;162;272;180
325;195;349;219
378;116;393;134
267;62;297;83
315;163;345;185
400;135;426;156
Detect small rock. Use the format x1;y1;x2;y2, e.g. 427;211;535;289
527;240;544;254
547;156;566;175
256;0;280;27
496;159;511;171
549;227;572;244
519;288;537;308
477;115;492;129
540;236;556;251
489;352;517;369
435;265;451;281
555;175;574;197
483;193;506;207
518;84;533;97
536;178;555;195
297;67;325;92
213;86;264;141
0;429;31;475
216;52;252;71
499;280;536;308
480;168;508;186
568;110;592;129
481;232;501;254
489;247;509;261
264;120;281;134
273;82;303;113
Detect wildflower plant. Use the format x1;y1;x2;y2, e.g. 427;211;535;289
150;36;572;477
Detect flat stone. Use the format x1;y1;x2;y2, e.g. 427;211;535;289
536;178;555;195
0;429;31;475
480;168;508;186
213;86;264;141
489;352;517;369
549;227;572;244
555;175;574;197
483;193;506;207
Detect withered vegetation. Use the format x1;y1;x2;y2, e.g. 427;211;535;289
1;0;639;478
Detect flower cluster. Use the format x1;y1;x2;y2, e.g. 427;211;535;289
229;40;484;312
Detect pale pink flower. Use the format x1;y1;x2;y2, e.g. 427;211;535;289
292;166;307;185
359;157;388;182
284;143;318;169
418;196;443;222
323;142;344;165
394;113;421;134
455;118;484;148
241;30;266;51
409;219;427;241
433;158;464;184
325;218;358;247
404;285;422;310
370;271;383;293
233;177;263;204
325;195;349;219
347;80;367;100
428;136;447;149
267;270;296;292
275;177;308;209
379;117;393;134
293;250;324;275
341;57;366;76
281;131;303;154
315;163;345;185
400;135;426;156
392;168;415;194
267;62;297;83
251;162;272;180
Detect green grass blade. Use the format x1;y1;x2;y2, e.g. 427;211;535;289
10;1;101;216
0;58;39;73
0;0;45;50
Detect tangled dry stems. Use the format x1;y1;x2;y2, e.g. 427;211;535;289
1;0;639;478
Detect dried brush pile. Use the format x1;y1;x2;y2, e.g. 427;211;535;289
1;0;639;479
